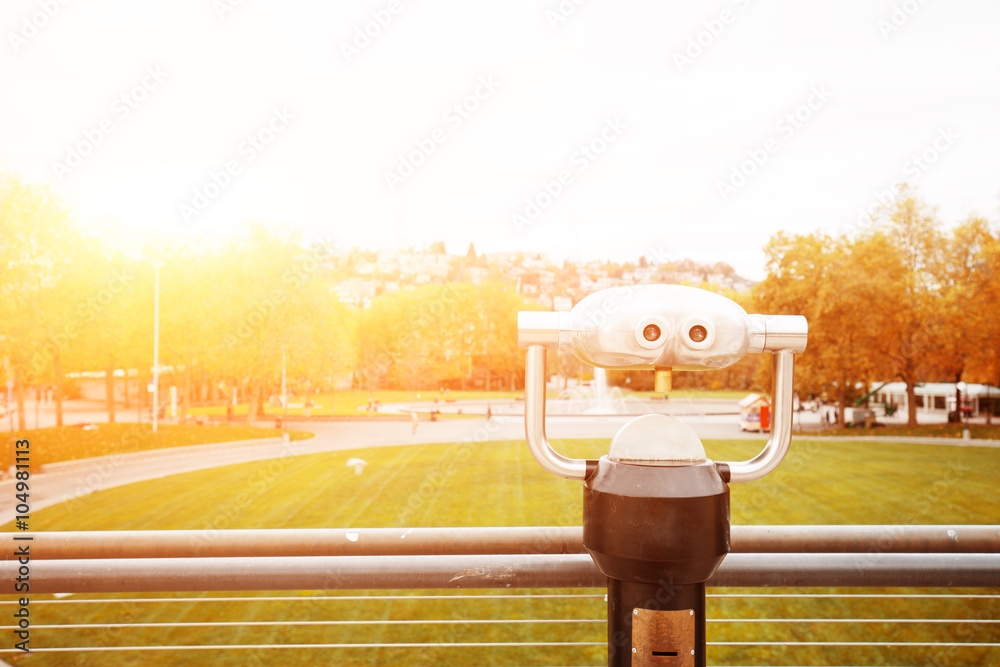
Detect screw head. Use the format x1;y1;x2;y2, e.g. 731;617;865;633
633;609;638;615
632;648;637;654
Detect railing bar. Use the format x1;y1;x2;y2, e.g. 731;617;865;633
709;641;1000;647
15;617;998;630
709;593;1000;598
707;618;1000;623
10;593;607;604
13;592;993;605
8;641;607;652
16;641;1000;652
7;619;607;629
10;525;1000;559
11;552;999;592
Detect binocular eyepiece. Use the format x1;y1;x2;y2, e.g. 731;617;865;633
518;285;806;371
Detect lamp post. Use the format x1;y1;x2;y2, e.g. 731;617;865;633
152;262;162;433
280;345;288;432
957;381;969;439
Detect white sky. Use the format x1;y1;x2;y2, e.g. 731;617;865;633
2;0;998;279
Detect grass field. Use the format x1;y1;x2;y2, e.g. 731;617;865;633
811;421;1000;440
2;437;998;665
4;424;314;469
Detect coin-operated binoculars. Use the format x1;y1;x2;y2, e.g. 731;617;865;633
518;285;807;667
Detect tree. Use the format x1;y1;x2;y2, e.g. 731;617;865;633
870;192;945;425
938;216;1000;405
756;188;980;426
755;231;894;425
354;282;541;391
0;177;82;430
69;245;146;424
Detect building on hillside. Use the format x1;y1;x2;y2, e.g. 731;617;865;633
553;296;574;311
871;382;1000;418
467;267;489;284
333;278;377;308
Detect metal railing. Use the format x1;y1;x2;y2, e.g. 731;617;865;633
3;525;999;663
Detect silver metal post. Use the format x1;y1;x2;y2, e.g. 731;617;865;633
524;346;589;480
152;262;160;433
724;351;795;483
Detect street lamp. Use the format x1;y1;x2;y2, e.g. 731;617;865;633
280;345;288;433
956;380;969;439
152;262;162;433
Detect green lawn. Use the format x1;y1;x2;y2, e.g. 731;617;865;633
4;424;314;469
811;421;1000;440
2;438;998;665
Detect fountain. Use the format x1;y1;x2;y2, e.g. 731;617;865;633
553;367;631;414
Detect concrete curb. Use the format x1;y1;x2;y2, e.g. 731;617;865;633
791;434;1000;447
39;437;289;475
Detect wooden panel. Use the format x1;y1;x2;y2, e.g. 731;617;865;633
631;608;695;667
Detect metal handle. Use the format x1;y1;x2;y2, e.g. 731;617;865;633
524;345;592;480
720;350;794;483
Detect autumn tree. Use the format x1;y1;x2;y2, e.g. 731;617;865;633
868;192;946;425
355;282;541;391
755;231;895;424
0;177;83;430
